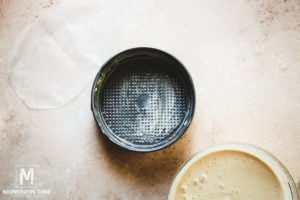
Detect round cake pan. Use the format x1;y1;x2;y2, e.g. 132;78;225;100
91;47;195;152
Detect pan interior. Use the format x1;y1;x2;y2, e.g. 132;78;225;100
99;57;189;145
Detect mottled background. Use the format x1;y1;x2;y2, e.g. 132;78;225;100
0;0;299;199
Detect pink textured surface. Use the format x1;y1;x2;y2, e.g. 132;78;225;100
1;0;300;199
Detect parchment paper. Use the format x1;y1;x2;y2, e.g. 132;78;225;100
8;2;121;109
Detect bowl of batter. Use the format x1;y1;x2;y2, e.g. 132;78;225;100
168;143;299;200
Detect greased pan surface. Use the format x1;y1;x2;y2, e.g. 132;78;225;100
91;47;195;152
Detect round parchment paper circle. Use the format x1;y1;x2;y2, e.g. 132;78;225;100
9;5;120;109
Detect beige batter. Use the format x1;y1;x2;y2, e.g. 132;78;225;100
172;151;283;200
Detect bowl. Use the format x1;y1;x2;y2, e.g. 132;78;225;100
168;143;299;199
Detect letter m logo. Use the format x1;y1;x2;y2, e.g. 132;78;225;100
20;168;34;185
16;165;38;187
